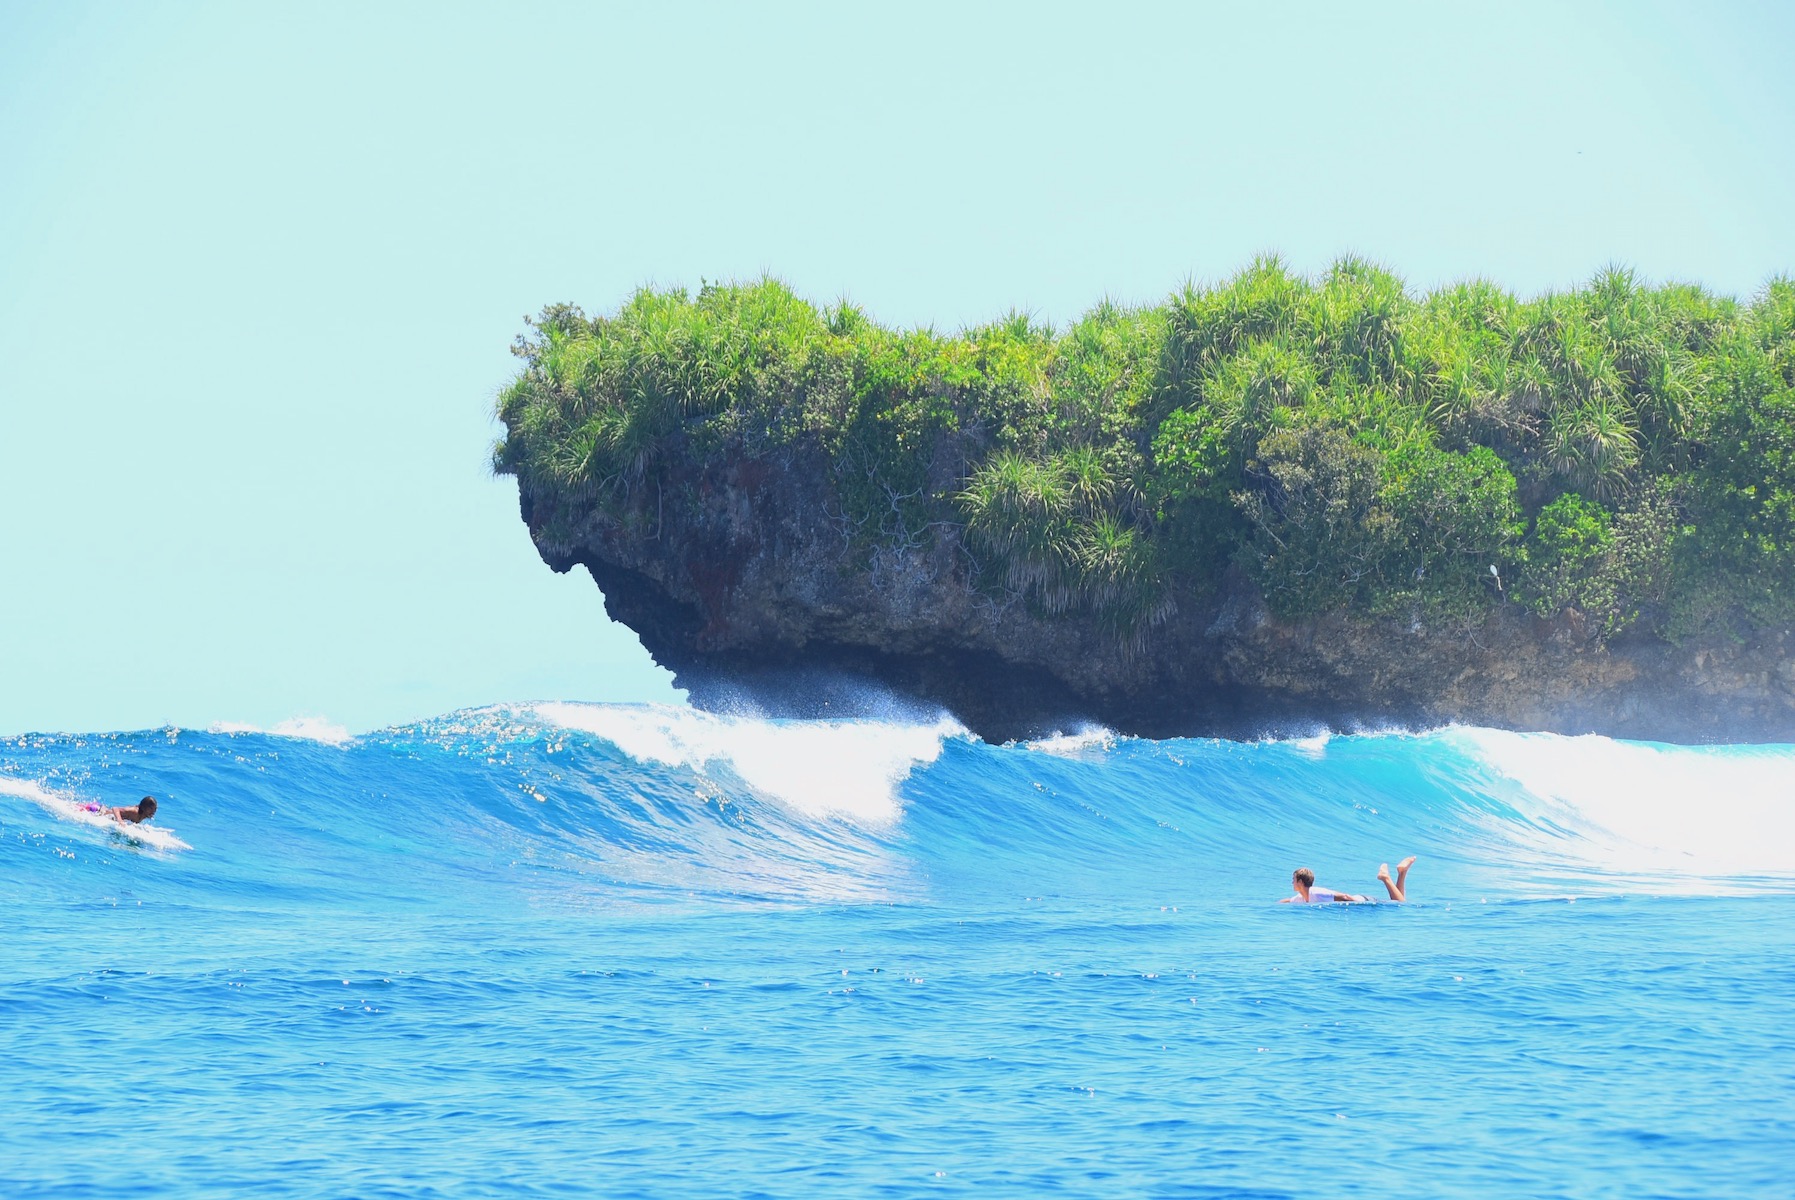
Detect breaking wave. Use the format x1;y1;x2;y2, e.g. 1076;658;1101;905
3;707;1791;906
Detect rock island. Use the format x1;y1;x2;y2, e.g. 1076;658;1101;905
494;262;1795;741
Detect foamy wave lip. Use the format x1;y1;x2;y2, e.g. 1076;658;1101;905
1272;730;1332;758
533;702;962;824
209;716;353;745
1023;725;1119;757
0;776;192;851
1453;727;1795;886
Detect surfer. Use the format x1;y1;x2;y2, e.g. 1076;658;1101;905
1281;856;1415;903
79;796;158;824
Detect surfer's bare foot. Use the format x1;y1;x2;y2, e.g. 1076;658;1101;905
1377;863;1393;883
1396;856;1417;873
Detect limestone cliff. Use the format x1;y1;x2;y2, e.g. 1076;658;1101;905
514;442;1795;744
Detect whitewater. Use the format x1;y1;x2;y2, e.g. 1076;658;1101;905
4;704;1792;1198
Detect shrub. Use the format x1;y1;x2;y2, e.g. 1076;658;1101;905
1233;418;1390;615
1521;494;1617;620
1520;489;1678;637
1233;418;1519;618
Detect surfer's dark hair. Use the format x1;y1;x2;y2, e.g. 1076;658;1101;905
138;796;157;817
1294;867;1314;887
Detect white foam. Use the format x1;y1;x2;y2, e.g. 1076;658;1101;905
0;776;192;852
1283;731;1332;759
533;703;961;824
209;716;353;745
1024;725;1119;758
1452;727;1795;885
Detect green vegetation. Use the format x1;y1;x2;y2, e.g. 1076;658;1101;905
495;261;1795;642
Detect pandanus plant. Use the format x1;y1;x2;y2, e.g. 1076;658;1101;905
1156;255;1312;420
1201;338;1317;447
1312;256;1409;389
958;447;1158;621
1545;392;1641;501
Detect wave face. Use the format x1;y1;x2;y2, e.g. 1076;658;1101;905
4;706;1793;1197
7;705;1790;908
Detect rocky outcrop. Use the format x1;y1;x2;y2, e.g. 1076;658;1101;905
516;444;1795;744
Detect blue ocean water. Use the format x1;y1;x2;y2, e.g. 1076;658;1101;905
4;703;1793;1198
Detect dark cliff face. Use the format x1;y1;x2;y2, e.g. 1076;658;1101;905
517;446;1795;744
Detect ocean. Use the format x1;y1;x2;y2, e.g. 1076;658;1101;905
3;703;1792;1198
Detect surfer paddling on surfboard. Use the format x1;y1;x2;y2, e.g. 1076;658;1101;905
78;796;158;825
1281;856;1415;903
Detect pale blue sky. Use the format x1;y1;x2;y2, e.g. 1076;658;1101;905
3;1;1791;736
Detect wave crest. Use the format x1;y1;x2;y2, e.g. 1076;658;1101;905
1449;727;1795;887
533;703;964;824
209;716;353;745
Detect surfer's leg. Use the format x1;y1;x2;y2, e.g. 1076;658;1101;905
1376;856;1417;902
